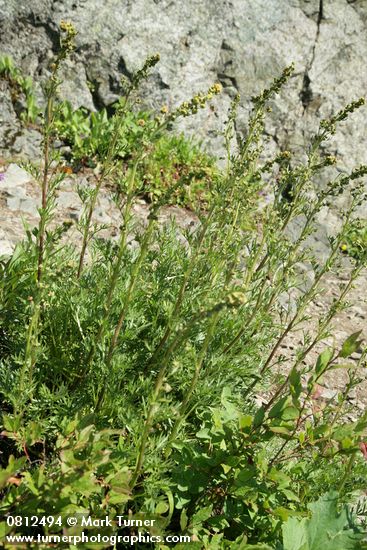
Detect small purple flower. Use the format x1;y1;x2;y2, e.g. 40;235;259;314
0;172;5;182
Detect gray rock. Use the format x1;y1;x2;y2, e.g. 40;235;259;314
7;195;39;216
19;198;39;216
0;0;366;232
285;214;332;263
318;387;339;400
1;163;31;190
6;196;22;210
0;1;366;154
11;128;43;159
58;59;95;111
0;85;21;150
57;190;83;210
0;228;13;256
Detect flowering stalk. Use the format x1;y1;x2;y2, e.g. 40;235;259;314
94;214;157;409
76;54;161;278
130;291;246;489
144;205;216;371
37;21;77;283
75;159;140;388
18;22;77;410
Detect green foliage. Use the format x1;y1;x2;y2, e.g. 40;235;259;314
0;54;40;123
282;492;366;549
341;219;367;262
54;102;218;204
1;21;367;549
168;383;367;547
0;54;218;207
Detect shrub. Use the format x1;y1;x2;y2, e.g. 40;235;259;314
341;219;367;261
0;21;367;549
0;54;40;123
0;54;218;207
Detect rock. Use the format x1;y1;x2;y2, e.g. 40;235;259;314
7;196;39;216
2;163;31;187
0;228;13;256
22;198;39;217
318;387;339;400
285;214;332;263
0;164;39;215
1;1;366;169
1;163;39;214
353;306;366;320
57;190;82;210
58;59;95;111
10;128;43;159
6;196;22;210
0;1;366;285
0;85;21;151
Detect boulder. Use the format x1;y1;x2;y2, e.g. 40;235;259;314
0;0;366;214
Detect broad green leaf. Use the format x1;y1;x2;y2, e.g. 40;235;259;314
239;414;253;429
253;406;265;427
268;468;291;489
315;348;333;376
180;508;188;531
282;491;364;550
196;428;211;439
282;406;300;421
239;545;272;550
273;506;303;521
340;331;363;358
268;396;291;419
269;426;292;436
155;501;169;514
289;367;302;398
0;456;26;489
192;505;213;526
107;490;131;504
282;488;300;502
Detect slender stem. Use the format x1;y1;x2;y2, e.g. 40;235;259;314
162;260;237;447
17;299;41;414
75;162;139;387
130;372;164;488
135;195;240;460
244;211;353;400
268;358;335;468
107;218;156;361
145;206;216;371
130;300;230;488
77;95;132;278
329;349;366;430
338;454;356;495
223;188;327;358
221;279;269;355
263;267;361;412
94;215;157;410
167;311;220;445
37;95;53;283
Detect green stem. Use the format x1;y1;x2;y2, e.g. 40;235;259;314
167;312;220;445
130;297;233;488
338;454;355;495
145;205;216;371
37;93;53;283
77;95;132;278
264;266;361;412
17;298;41;414
94;216;156;409
75;162;139;387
